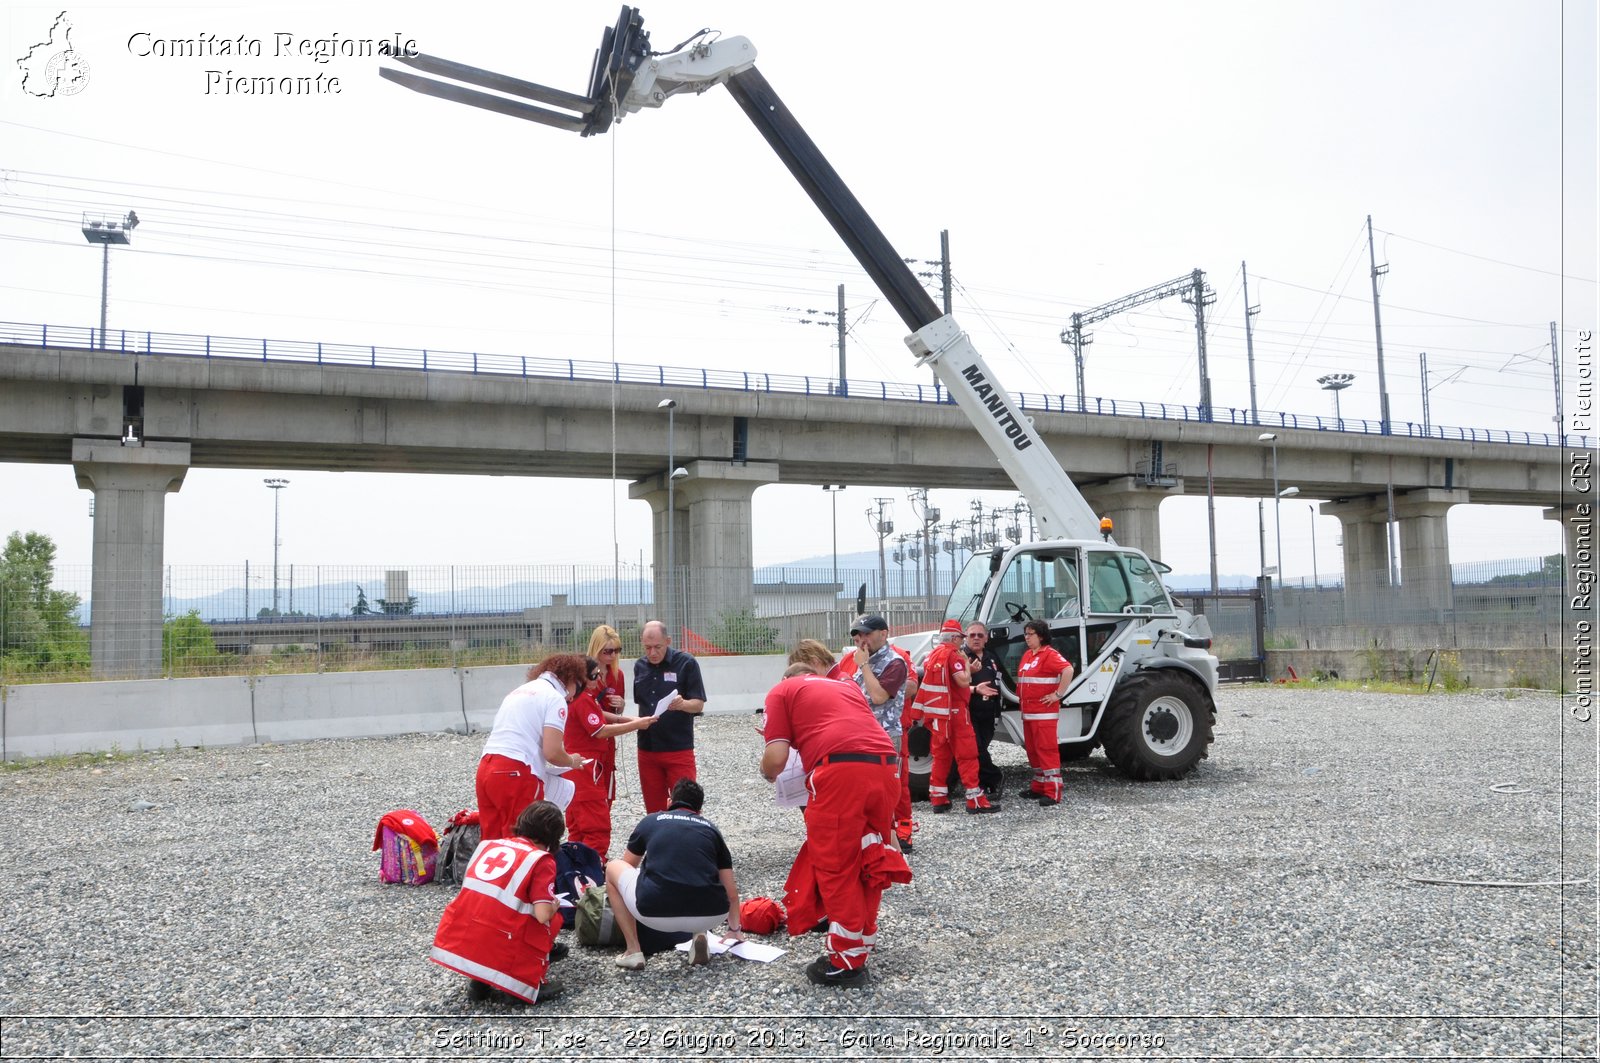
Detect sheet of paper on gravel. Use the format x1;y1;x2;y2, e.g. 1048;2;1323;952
675;932;785;962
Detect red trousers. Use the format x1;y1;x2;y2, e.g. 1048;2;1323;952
927;706;983;806
637;748;696;814
476;753;546;841
794;760;900;970
1022;712;1063;801
565;760;615;858
894;733;914;823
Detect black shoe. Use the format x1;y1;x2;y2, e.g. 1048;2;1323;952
1016;788;1039;801
534;977;564;1004
930;802;951;814
805;955;870;988
966;801;998;814
549;941;570;962
1038;793;1060;806
466;979;493;1003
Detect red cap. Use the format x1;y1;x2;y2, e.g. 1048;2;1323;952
940;619;963;635
739;896;787;935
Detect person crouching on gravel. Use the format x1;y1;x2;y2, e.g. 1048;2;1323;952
430;800;567;1006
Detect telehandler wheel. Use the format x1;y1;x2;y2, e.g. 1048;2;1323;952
1100;670;1215;781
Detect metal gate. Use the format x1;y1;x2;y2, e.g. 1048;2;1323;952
1183;587;1265;682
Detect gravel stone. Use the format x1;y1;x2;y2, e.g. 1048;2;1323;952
0;686;1592;1059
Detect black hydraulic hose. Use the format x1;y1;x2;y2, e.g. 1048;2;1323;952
724;66;943;334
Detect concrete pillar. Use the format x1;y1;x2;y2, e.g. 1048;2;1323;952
1392;488;1467;619
1323;496;1390;623
1545;503;1593;572
72;440;190;679
630;460;777;641
1079;475;1182;559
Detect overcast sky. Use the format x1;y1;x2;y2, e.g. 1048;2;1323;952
2;1;1594;590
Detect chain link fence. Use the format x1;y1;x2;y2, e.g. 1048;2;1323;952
0;562;956;683
1259;555;1565;650
0;555;1565;684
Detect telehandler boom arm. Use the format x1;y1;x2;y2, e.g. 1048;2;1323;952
381;8;1107;541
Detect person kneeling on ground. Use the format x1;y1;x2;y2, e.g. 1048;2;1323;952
606;778;744;971
430;800;568;1006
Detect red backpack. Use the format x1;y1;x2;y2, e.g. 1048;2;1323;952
372;809;438;885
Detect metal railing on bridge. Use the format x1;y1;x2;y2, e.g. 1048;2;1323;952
2;320;1584;449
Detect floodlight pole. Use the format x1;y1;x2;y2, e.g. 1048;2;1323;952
80;210;138;349
264;478;289;615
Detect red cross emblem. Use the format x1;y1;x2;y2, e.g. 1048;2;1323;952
473;844;517;881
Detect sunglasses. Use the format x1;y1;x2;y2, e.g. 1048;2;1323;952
600;647;620;655
588;672;602;681
966;633;986;639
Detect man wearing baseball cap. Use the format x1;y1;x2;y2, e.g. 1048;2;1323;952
913;619;996;814
841;614;919;850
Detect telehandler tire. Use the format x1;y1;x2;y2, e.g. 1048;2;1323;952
1100;670;1214;781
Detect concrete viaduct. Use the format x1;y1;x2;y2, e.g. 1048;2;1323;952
0;339;1578;678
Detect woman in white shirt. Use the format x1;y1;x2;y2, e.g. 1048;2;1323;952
477;653;593;840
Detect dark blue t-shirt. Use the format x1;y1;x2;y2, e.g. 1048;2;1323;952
633;648;707;753
626;808;732;918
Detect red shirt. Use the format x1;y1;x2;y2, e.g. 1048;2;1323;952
763;674;896;772
1017;646;1073;710
599;665;626;709
564;689;612;759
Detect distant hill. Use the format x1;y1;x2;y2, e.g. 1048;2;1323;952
81;549;1262;623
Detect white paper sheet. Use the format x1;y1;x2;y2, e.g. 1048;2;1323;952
652;689;681;717
773;749;808;808
674;932;786;963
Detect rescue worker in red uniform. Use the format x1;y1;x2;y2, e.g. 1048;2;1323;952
827;617;921;851
1016;619;1075;805
565;658;656;858
915;619;996;814
762;660;911;989
430;800;567;1005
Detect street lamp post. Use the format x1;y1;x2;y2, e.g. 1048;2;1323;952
656;399;687;639
1277;485;1301;584
263;478;289;615
1257;434;1280;579
823;485;845;588
1307;502;1319;589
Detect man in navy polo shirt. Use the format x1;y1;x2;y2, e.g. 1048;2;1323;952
633;620;707;814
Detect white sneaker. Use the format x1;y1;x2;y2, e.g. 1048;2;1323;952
688;932;710;966
614;951;646;971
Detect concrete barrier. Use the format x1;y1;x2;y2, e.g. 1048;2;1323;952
1265;647;1560;688
2;654;789;760
2;676;255;760
460;664;532;732
252;669;466;743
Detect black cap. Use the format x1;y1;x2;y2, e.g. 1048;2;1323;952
849;614;889;635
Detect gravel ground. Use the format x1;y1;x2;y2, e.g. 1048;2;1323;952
0;686;1594;1061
